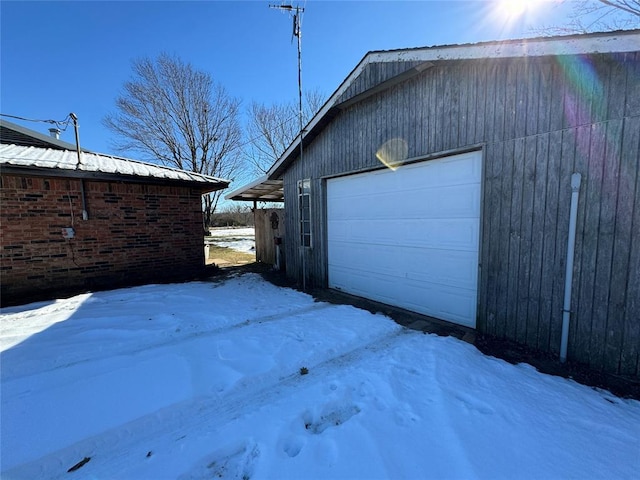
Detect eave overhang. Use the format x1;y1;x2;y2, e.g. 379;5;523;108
225;175;284;202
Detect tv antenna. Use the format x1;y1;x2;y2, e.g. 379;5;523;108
270;3;308;290
269;3;304;148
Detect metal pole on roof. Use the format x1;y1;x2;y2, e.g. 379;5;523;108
270;3;307;290
70;113;89;220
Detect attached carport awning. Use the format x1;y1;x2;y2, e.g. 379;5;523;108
225;175;284;202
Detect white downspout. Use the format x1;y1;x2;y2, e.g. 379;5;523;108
560;173;582;363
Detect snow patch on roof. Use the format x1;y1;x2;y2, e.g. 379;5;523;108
0;144;229;186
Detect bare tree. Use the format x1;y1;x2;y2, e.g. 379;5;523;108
210;203;254;227
536;0;639;35
104;53;243;227
245;89;325;175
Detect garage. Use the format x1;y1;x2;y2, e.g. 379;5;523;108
327;150;482;328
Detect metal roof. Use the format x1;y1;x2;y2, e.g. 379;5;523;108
228;29;640;201
0;144;229;192
0;119;89;152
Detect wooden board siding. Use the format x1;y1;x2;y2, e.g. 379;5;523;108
254;208;286;266
282;52;640;376
336;61;424;105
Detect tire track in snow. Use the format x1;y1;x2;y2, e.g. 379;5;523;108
4;327;413;479
1;302;333;384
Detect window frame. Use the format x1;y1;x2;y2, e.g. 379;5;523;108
298;178;312;248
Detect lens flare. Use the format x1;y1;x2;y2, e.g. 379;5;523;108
375;138;408;171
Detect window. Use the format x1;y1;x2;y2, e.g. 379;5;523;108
298;179;311;247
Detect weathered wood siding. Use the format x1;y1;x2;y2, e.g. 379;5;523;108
336;60;424;104
282;52;640;376
254;208;286;267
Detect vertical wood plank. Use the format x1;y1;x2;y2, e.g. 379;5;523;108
537;61;552;136
606;52;627;121
504;60;518;142
574;123;605;367
493;61;507;144
428;68;438;152
516;136;537;344
496;139;515;338
567;125;591;362
597;119;623;372
562;55;591;129
585;122;610;370
484;62;497;146
465;63;477;146
514;61;528;140
525;134;548;347
618;116;640;376
434;68;446;152
458;65;469;149
548;60;566;134
591;56;610;124
624;52;640;117
507;137;525;340
484;141;504;335
527;133;549;349
525;59;540;137
474;63;487;146
449;65;460;150
539;129;563;353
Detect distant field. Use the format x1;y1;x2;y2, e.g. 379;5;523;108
206;227;255;266
206;245;255;266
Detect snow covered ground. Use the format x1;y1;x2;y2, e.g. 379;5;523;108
1;274;639;479
207;227;255;253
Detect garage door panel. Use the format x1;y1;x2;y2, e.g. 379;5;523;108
329;183;480;221
329;151;481;195
330;267;477;328
329;242;478;290
327;151;481;328
330;218;479;251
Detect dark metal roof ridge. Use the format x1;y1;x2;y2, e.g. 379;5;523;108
0;118;91;152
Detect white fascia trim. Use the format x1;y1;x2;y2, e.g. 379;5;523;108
368;31;640;63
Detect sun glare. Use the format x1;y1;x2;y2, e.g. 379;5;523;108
497;0;541;19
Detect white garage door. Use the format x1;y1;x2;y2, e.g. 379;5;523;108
327;151;482;328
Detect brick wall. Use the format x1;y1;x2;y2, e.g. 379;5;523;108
1;174;207;305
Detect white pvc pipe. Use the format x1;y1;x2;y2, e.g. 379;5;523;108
560;173;582;363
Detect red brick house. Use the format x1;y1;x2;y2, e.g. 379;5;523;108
0;123;229;305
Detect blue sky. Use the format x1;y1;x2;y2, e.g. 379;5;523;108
1;1;573;156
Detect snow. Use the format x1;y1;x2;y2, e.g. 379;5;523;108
207;227;255;253
1;274;639;479
0;144;228;185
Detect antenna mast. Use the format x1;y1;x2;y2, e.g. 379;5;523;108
270;2;307;290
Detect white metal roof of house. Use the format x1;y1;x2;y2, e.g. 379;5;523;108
227;29;640;202
0;144;229;191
